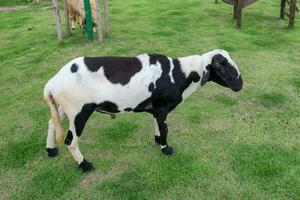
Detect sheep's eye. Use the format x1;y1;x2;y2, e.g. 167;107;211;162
221;59;228;65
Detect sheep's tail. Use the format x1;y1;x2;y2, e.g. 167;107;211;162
44;92;64;144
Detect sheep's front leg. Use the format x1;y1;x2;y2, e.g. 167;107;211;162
46;106;66;157
66;105;94;172
71;20;75;30
154;118;161;145
155;112;173;155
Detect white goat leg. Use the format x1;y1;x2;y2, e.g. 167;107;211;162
71;20;75;30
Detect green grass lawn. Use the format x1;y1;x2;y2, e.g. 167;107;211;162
0;0;300;199
0;0;32;7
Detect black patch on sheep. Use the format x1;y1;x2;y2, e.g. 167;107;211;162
148;54;179;111
74;101;120;137
96;101;120;113
124;107;132;112
133;56;204;116
171;58;187;92
148;82;154;92
83;57;142;85
65;130;73;145
74;104;96;137
133;98;153;113
133;55;183;114
188;71;201;83
71;63;78;73
172;59;201;92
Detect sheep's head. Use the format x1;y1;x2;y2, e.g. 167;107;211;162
203;50;243;92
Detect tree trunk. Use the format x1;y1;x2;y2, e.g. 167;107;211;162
289;0;297;27
236;0;243;28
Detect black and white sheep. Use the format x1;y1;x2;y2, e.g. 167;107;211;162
44;49;243;172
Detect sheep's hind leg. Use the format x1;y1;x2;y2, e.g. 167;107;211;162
65;105;95;172
46;106;66;157
66;129;93;172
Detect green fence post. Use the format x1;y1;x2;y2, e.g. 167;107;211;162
83;0;93;40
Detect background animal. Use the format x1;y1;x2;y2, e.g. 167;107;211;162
66;0;97;31
43;49;243;172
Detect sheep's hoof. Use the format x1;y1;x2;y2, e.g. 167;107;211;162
111;114;116;119
161;145;173;155
79;159;94;172
155;135;161;145
46;148;59;157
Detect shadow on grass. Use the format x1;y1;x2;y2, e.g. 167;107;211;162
257;92;287;108
95;152;214;200
95;120;138;143
216;95;238;106
91;119;139;152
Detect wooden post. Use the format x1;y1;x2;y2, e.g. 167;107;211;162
104;0;110;37
52;0;63;42
234;4;238;19
95;0;103;42
280;0;287;19
236;0;243;28
64;0;71;36
289;0;297;27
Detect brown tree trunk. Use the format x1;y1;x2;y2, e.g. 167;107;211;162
236;0;243;28
234;5;238;19
289;0;297;27
280;0;287;19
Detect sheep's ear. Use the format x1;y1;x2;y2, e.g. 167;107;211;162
201;65;211;86
212;54;227;69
